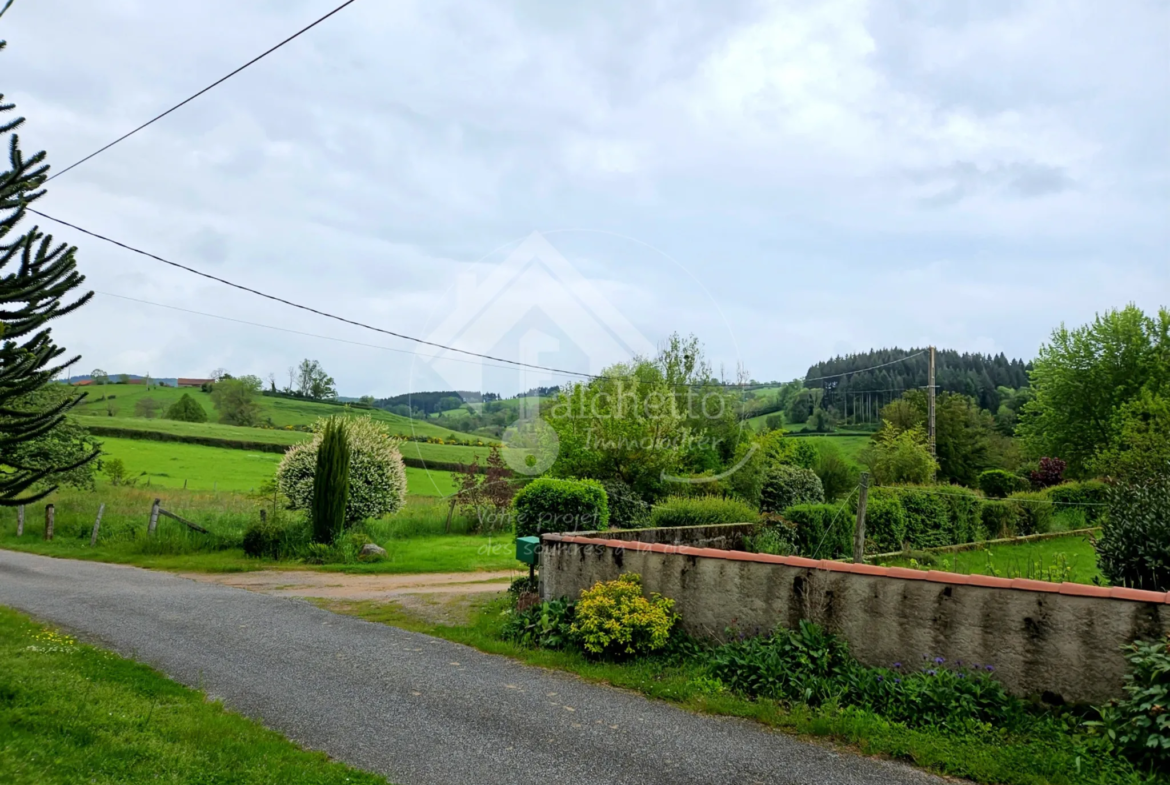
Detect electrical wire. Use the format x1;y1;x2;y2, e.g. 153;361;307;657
32;209;597;379
802;351;929;384
46;0;360;182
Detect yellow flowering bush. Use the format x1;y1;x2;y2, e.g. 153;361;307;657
571;573;677;657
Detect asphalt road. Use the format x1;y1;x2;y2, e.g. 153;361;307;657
0;550;945;785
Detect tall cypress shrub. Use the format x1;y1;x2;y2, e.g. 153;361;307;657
311;417;350;544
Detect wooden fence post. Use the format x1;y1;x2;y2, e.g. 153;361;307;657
90;503;106;547
148;498;161;536
259;509;267;525
16;505;24;536
44;504;55;541
445;496;456;534
852;473;870;563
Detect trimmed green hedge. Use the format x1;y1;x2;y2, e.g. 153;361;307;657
979;469;1029;499
649;496;758;528
1045;480;1109;524
514;477;609;537
784;503;851;559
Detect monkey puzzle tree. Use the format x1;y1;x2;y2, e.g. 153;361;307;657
0;32;96;505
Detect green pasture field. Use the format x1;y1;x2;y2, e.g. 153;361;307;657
75;412;495;467
95;436;457;497
71;383;474;440
874;532;1103;585
0;608;391;785
0;487;519;575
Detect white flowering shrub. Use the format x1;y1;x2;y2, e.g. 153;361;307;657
276;416;407;526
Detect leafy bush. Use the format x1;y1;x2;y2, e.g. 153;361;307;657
1045;480;1109;524
571;574;677;658
760;464;824;514
602;479;651;529
648;496;758;528
784;503;851;558
858;427;938;486
501;598;577;650
743;523;795;556
1006;491;1055;535
980;469;1029;499
513;477;609;538
811;442;859;502
1095;477;1170;591
1088;634;1170;771
709;621;1025;731
1030;457;1067;489
981;500;1024;538
277;416;408;529
164;393;208;423
242;517;304;559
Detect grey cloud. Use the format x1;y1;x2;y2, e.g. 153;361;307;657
914;161;1074;207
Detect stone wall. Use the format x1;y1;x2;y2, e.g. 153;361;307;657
575;523;757;550
540;533;1170;704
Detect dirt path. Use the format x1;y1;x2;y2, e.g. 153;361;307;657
181;569;520;624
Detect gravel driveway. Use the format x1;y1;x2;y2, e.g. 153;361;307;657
0;550;945;785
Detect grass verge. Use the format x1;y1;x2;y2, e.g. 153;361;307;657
0;606;389;784
875;532;1103;585
318;595;1158;785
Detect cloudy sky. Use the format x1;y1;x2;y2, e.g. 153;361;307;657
3;0;1167;397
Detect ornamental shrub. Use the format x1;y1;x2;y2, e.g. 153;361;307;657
1089;633;1170;771
513;477;608;538
570;573;677;658
164;393;208;423
760;464;824;514
648;496;758;528
1095;477;1170;592
276;416;407;529
979;469;1028;499
1030;456;1067;489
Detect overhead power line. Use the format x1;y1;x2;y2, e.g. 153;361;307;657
46;0;360;182
33;209;596;379
802;351;928;384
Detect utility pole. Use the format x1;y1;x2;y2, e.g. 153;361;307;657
853;473;870;563
927;346;937;461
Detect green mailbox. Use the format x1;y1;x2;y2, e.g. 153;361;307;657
515;536;540;566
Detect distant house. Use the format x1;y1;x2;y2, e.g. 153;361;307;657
72;379;95;386
178;378;213;388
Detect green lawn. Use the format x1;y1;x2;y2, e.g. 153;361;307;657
874;532;1103;585
94;434;458;497
0;607;390;785
73;383;474;440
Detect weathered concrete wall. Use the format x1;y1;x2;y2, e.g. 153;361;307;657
540;534;1170;704
577;523;757;550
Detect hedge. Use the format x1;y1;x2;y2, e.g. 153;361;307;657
514;477;609;538
783;503;851;559
649;496;758;529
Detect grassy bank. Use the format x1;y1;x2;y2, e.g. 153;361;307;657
874;532;1103;585
0;607;390;784
322;596;1157;785
0;487;519;575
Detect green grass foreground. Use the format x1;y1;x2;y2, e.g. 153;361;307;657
322;597;1158;785
0;487;520;575
875;532;1104;585
0;607;389;785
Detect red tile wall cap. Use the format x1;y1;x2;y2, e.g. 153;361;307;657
1059;583;1112;598
784;556;820;569
847;563;891;577
965;574;1014;589
924;571;971;586
886;567;928;581
715;550;781;564
1110;586;1170;603
1010;578;1061;593
819;560;857;573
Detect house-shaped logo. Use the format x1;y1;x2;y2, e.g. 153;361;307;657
418;231;655;473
